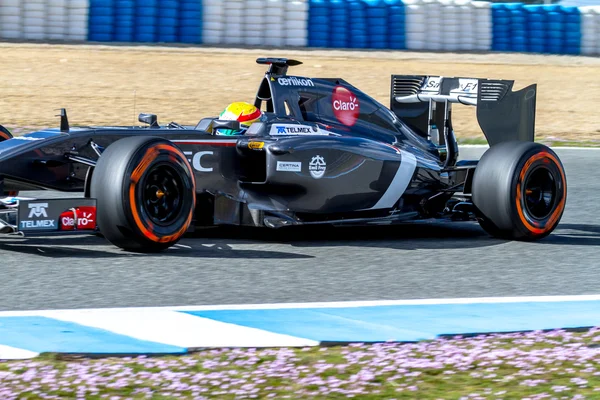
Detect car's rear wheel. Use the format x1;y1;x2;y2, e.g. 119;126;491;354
90;136;196;252
472;141;566;240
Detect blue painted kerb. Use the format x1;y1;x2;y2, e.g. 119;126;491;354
185;300;600;343
0;316;186;354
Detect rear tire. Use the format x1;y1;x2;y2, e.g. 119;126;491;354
472;141;566;240
90;136;196;252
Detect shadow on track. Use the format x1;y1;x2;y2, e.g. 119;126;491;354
2;220;586;258
186;220;507;251
0;235;313;259
537;223;600;247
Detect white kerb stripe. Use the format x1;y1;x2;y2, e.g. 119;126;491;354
39;309;319;348
0;345;39;360
370;151;417;209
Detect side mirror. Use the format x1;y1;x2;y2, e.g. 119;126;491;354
139;113;158;127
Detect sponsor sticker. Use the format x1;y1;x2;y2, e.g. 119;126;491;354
248;141;264;150
18;198;97;232
276;161;302;172
309;155;326;179
332;86;360;127
422;76;441;92
59;206;97;231
28;202;48;218
277;77;315;87
190;151;213;172
452;78;478;94
269;124;328;136
20;203;54;230
20;219;55;229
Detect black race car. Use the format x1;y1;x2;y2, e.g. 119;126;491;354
0;58;566;252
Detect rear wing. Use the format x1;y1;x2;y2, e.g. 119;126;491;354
390;75;537;147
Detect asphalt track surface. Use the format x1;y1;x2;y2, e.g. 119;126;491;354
0;147;598;312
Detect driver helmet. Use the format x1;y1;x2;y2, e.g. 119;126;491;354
215;102;263;136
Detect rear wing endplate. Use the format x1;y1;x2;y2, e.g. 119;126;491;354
390;75;537;146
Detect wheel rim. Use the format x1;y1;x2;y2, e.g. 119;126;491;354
523;166;557;220
141;163;184;226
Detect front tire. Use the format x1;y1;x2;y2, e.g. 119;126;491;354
90;136;196;252
472;141;566;240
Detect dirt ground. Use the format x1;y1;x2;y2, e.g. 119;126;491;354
0;42;599;142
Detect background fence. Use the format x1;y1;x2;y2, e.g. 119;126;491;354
0;0;597;55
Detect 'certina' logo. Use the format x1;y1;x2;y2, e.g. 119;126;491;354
277;77;314;87
309;155;326;179
28;203;48;218
332;86;360;126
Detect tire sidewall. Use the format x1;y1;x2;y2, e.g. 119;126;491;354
91;136;196;251
509;147;566;239
472;141;566;239
122;141;196;245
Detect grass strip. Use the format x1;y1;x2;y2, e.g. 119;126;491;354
1;328;600;399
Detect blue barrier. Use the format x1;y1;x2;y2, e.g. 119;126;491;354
114;0;134;42
89;0;200;44
134;0;157;42
158;0;180;43
365;0;388;49
178;0;202;44
88;0;115;42
525;5;546;53
330;0;349;48
492;2;582;55
80;0;583;55
308;0;330;48
387;0;406;50
563;6;581;55
348;0;368;49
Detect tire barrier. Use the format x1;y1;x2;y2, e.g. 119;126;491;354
0;0;596;56
580;6;600;55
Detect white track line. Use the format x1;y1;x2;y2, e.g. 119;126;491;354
39;309;318;348
0;345;39;360
2;294;600;316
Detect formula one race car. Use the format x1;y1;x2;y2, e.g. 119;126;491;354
0;58;566;252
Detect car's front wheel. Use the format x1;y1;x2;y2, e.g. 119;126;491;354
472;141;566;240
90;136;196;252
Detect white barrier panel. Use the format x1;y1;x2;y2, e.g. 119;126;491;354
245;0;265;46
0;0;22;39
285;0;308;47
264;0;284;47
67;0;89;41
202;0;223;45
440;0;460;51
457;0;475;51
423;0;442;51
580;6;599;55
224;0;244;45
593;6;600;55
47;0;67;40
23;0;47;40
404;0;426;50
403;0;491;52
472;1;492;51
